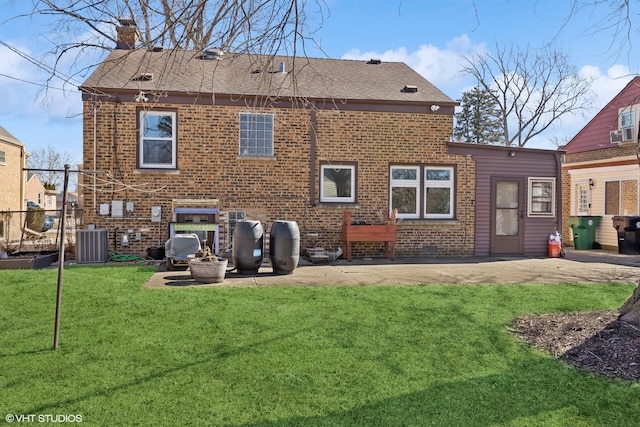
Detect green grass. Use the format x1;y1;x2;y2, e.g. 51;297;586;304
1;266;639;426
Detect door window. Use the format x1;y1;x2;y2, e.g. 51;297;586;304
575;182;589;215
495;181;519;236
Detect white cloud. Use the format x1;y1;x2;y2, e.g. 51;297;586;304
342;36;640;149
534;64;635;148
341;34;486;98
581;64;633;110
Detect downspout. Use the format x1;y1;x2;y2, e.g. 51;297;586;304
309;104;317;206
20;147;26;230
555;150;563;234
93;100;98;215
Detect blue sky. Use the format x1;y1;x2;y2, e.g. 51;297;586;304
1;0;639;165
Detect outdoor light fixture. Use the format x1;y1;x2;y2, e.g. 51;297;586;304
134;92;149;102
589;178;595;187
508;150;516;157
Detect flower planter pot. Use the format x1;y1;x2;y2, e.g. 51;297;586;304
189;258;228;284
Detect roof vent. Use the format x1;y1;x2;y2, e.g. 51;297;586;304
198;48;224;60
149;46;164;52
132;73;153;82
402;85;418;93
367;58;382;65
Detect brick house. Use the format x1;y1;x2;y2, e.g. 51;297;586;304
562;76;640;250
80;23;560;260
0;125;27;245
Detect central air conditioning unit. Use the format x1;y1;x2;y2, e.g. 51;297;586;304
622;127;636;142
76;229;109;263
610;130;623;143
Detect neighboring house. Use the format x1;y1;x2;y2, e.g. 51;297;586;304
25;173;45;208
78;21;560;259
448;143;563;256
43;188;57;212
562;76;640;250
26;173;58;213
0;125;27;245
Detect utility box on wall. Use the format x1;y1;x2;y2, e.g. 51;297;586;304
151;206;162;222
76;229;109;263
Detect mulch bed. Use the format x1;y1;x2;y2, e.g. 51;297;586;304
512;311;640;382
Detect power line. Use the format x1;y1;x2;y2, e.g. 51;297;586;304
0;38;117;101
0;72;73;92
0;39;83;88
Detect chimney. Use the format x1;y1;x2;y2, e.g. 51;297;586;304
116;19;139;50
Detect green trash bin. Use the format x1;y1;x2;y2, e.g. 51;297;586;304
568;216;601;250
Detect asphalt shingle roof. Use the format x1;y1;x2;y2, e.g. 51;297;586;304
80;49;455;106
0;125;23;147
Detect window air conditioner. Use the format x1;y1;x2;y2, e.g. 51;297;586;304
623;127;636;142
610;130;623;143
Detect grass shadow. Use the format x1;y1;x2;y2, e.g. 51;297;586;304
242;358;635;426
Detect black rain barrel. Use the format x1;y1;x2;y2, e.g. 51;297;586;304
146;246;165;260
232;220;263;274
269;221;300;274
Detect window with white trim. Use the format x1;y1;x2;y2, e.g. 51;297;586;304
424;167;454;218
390;165;455;219
320;164;356;203
528;177;555;216
0;150;5;164
390;166;420;218
620;108;635;129
139;111;177;169
239;112;274;156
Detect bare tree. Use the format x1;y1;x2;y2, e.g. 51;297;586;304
27;145;76;190
9;0;327;90
558;1;640;64
460;43;595;147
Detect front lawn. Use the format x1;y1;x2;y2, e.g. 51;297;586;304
1;266;638;426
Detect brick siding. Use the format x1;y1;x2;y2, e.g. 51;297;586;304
83;100;476;258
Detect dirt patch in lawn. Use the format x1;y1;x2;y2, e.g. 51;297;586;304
513;311;640;382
